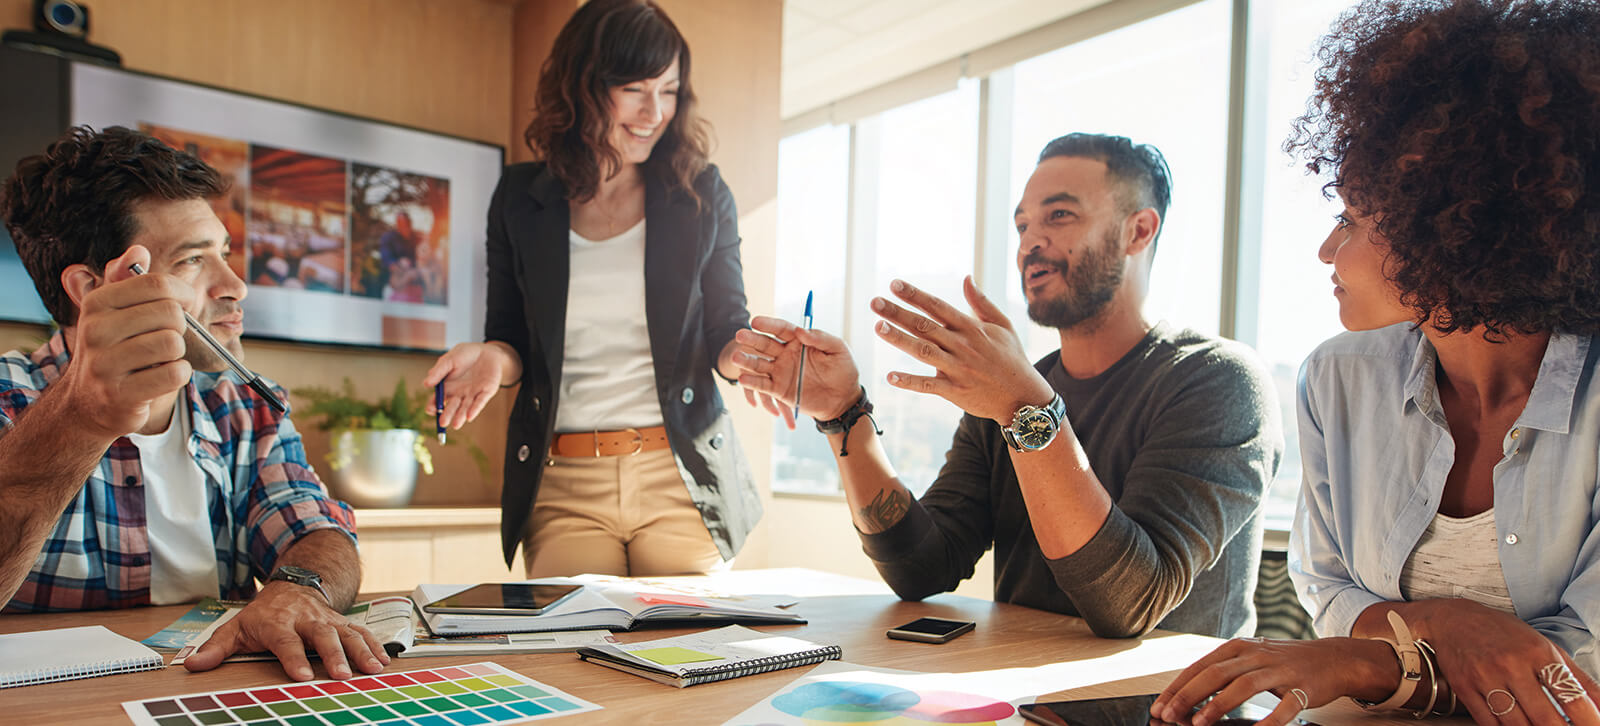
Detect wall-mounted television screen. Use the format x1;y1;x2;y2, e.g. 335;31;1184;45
0;48;503;353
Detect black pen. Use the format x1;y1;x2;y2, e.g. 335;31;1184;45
127;263;286;413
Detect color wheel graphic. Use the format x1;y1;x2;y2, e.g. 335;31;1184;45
762;680;1016;725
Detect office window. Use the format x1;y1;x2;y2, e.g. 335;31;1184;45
1004;0;1231;360
1251;0;1354;527
772;123;850;495
863;80;980;496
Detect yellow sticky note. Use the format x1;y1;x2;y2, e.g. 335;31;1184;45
631;647;724;666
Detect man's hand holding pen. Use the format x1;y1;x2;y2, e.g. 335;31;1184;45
58;244;194;439
730;317;861;422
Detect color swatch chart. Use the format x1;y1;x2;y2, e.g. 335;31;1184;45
121;662;600;726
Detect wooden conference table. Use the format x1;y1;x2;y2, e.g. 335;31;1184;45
0;569;1462;725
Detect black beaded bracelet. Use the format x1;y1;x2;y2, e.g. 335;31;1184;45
813;386;882;456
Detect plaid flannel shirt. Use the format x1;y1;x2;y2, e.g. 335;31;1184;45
0;331;357;612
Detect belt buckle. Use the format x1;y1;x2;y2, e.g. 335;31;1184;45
624;427;643;456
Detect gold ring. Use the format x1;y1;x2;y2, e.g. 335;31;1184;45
1290;688;1308;711
1540;663;1586;705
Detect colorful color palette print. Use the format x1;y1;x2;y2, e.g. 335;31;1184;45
120;662;600;726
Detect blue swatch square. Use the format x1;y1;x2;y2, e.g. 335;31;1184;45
443;711;489;726
475;705;517;721
538;697;579;712
413;716;453;726
507;701;552;717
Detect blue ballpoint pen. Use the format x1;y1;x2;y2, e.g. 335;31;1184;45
435;381;447;444
794;291;813;418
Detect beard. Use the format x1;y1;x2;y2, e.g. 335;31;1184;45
1024;227;1124;331
182;303;245;373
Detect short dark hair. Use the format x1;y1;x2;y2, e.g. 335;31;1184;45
1038;132;1173;248
1289;0;1600;338
523;0;712;207
0;125;227;326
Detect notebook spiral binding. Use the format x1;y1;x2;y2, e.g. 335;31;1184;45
679;645;843;686
3;653;164;688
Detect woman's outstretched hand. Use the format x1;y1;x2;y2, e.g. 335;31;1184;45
423;342;520;429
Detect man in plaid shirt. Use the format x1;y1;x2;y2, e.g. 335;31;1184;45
0;126;389;682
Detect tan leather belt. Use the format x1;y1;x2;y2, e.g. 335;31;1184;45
550;426;671;457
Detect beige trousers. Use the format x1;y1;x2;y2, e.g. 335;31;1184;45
521;447;726;578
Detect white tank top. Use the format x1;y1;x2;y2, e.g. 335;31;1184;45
128;400;220;605
1398;509;1516;614
553;218;666;432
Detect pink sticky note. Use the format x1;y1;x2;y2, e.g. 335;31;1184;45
635;593;710;608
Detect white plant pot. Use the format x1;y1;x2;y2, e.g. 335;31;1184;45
324;429;420;508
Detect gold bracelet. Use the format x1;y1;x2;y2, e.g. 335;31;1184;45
1355;610;1425;712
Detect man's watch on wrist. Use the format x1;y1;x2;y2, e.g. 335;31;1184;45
269;565;332;606
1000;393;1067;453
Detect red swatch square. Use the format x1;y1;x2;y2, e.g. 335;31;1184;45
349;677;386;691
215;692;255;708
463;664;497;677
409;670;445;683
285;685;321;699
318;682;355;694
180;695;219;711
250;688;288;703
378;674;415;687
434;667;471;680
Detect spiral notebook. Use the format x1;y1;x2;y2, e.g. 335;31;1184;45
0;625;165;688
576;624;841;688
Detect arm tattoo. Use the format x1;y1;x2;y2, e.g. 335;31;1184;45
858;487;912;534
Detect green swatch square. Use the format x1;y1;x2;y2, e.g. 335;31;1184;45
429;681;468;695
320;711;360;726
399;685;436;699
156;716;195;726
484;675;520;688
268;701;309;716
455;678;494;691
390;701;429;717
334;693;375;708
453;692;490;708
303;697;340;712
357;705;399;721
368;689;407;704
482;689;520;704
230;706;270;721
285;715;324;726
508;685;549;699
194;711;233;726
421;697;460;712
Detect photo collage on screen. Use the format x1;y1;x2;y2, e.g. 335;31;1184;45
139;124;452;348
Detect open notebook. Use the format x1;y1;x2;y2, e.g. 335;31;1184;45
0;625;165;688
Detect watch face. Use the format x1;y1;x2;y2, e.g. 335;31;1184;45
275;565;319;582
1015;408;1057;450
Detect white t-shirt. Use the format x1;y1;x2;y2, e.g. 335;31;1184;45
553;219;666;432
128;400;219;605
1398;509;1516;614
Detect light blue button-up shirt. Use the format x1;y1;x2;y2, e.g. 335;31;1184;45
1289;323;1600;674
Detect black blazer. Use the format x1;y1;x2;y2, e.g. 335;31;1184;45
483;161;762;567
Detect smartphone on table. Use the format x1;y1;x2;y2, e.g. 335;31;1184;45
885;617;976;644
421;583;584;616
1017;695;1318;726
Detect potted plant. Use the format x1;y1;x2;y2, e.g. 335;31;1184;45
293;378;486;508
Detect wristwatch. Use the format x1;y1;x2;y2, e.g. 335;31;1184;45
1000;394;1067;453
269;565;332;605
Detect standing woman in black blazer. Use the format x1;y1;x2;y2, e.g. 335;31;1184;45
424;0;785;578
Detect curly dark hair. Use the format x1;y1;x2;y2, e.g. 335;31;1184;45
0;125;227;326
1287;0;1600;338
523;0;712;207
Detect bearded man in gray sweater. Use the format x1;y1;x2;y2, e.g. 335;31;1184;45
733;133;1283;639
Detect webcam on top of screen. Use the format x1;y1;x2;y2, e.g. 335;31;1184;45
1;0;122;67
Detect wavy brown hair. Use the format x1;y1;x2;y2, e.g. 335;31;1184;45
1288;0;1600;338
1;125;227;326
523;0;712;208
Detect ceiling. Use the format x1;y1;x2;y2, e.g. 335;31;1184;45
781;0;1111;119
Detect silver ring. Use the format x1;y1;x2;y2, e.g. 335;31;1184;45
1540;663;1586;704
1486;688;1517;717
1289;688;1308;711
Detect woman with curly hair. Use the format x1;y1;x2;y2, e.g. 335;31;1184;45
422;0;780;578
1153;1;1600;724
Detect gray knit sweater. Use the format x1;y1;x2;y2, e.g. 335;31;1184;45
859;323;1283;638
